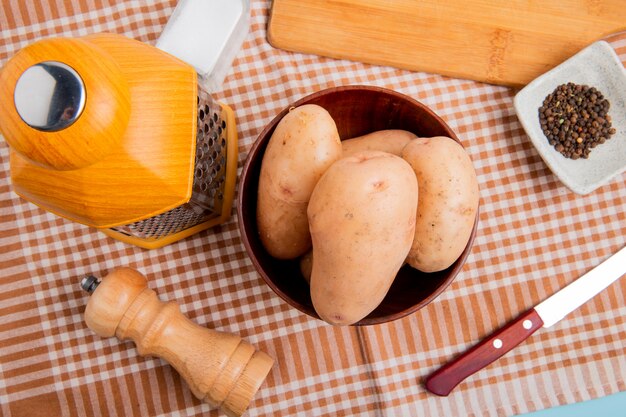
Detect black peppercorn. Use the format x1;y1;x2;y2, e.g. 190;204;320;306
538;83;616;159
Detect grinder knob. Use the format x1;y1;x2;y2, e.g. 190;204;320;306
81;268;273;417
0;37;131;171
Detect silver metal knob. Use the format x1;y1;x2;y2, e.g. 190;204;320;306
80;275;100;294
13;61;86;132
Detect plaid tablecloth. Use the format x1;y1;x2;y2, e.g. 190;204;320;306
1;1;624;416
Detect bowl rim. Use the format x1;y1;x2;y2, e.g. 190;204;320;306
237;84;479;325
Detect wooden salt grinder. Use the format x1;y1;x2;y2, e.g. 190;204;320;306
81;268;274;417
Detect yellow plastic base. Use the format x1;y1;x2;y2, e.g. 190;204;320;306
100;102;238;250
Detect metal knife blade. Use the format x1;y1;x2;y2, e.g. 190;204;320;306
424;245;626;396
535;245;626;327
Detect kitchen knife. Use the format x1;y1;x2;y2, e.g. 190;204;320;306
424;245;626;396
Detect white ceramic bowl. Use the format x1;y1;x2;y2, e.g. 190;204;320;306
514;41;626;194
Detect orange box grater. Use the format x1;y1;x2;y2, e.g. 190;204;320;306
0;33;238;249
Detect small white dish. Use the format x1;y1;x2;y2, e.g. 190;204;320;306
514;41;626;195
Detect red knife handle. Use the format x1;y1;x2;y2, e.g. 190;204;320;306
424;308;544;396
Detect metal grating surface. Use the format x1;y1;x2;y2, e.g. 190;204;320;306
110;86;229;240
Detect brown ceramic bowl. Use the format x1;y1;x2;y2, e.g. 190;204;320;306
238;85;478;325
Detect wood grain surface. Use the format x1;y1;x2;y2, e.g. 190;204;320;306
424;309;543;396
84;268;274;417
1;33;198;228
268;0;626;87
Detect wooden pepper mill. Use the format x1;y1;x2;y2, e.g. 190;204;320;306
81;268;273;417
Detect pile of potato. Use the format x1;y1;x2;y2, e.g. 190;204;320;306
256;104;479;326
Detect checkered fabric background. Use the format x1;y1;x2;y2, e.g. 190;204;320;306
0;1;624;416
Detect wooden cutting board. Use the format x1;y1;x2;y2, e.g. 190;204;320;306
267;0;626;87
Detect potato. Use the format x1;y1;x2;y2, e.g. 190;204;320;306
308;151;418;325
401;136;479;272
341;129;416;157
299;250;313;284
257;104;342;259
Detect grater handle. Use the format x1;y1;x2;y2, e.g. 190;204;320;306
83;268;273;417
0;36;130;170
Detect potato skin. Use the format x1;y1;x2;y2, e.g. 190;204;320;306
299;250;313;284
257;104;342;259
308;151;418;325
341;129;416;157
401;136;479;273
